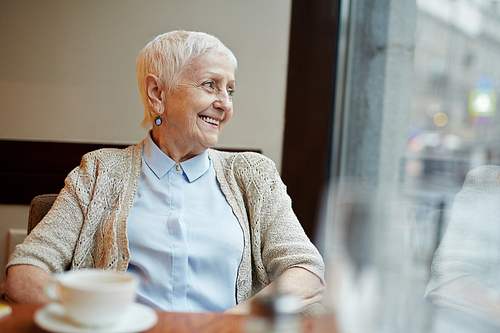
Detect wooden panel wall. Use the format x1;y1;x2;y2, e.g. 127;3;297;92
0;140;130;204
281;0;341;240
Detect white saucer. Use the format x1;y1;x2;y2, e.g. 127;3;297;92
35;302;158;333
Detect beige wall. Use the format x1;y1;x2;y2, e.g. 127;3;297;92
0;0;291;282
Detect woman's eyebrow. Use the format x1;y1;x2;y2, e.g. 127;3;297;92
203;70;235;79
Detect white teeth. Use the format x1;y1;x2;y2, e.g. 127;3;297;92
200;116;219;125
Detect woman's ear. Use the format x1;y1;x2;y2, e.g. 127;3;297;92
145;74;164;115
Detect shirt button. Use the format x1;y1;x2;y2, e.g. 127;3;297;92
174;165;181;171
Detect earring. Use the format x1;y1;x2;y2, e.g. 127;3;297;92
155;116;163;126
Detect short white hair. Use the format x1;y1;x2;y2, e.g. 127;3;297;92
136;30;237;129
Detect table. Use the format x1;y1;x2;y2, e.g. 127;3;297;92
0;303;338;333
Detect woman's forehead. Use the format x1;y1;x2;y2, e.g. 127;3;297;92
184;52;235;79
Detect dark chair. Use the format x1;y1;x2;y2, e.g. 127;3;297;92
28;194;58;235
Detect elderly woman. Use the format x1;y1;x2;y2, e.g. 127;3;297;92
0;30;325;314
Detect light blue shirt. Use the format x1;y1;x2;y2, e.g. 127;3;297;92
126;134;244;312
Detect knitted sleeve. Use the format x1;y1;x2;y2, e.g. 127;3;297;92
230;152;325;288
6;151;98;274
425;165;500;296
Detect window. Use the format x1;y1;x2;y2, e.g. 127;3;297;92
323;0;500;330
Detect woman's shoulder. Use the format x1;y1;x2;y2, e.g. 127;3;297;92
208;149;281;192
77;143;143;173
462;165;500;188
82;143;141;162
465;164;500;177
208;149;275;170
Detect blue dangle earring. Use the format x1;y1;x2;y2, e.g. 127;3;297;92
155;115;163;126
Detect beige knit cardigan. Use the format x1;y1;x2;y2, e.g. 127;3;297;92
8;141;325;304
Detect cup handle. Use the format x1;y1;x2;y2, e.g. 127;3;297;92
45;278;61;302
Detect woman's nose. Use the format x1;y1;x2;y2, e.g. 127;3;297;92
213;91;232;112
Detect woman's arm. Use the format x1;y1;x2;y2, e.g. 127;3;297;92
216;151;326;312
225;267;325;314
0;265;51;304
428;275;500;326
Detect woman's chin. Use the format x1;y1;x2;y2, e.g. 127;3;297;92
203;143;217;150
200;136;219;149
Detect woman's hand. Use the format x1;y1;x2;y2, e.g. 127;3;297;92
224;267;325;315
0;265;51;304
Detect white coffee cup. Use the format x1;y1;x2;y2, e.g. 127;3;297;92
45;269;138;327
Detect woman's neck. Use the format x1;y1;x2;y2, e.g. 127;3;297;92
150;128;206;163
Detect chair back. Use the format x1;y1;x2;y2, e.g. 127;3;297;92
28;194;58;235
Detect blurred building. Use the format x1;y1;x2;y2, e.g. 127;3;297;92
409;0;500;191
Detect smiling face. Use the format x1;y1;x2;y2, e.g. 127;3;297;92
157;51;235;160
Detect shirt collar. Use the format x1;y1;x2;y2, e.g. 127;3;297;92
143;132;210;182
181;150;211;182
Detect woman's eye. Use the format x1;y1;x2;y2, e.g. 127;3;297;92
228;89;235;97
203;81;214;89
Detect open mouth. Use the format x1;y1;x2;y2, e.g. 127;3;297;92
199;115;220;126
